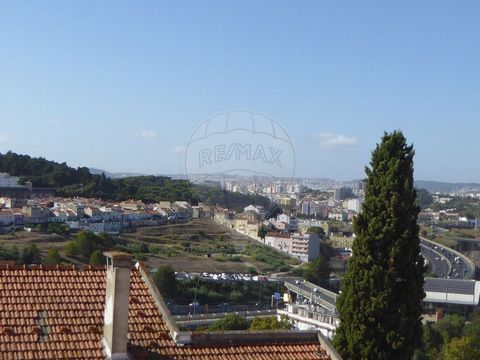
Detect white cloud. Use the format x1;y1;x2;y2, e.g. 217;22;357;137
140;130;158;138
314;132;357;147
171;145;186;154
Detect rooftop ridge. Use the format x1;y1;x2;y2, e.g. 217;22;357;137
135;261;189;344
189;330;320;346
0;263;107;271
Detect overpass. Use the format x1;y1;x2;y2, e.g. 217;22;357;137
284;278;480;308
284;279;337;312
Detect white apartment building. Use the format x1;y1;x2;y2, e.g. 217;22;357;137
277;213;290;224
265;232;320;262
343;198;363;213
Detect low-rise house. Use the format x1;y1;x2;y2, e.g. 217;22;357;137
265;232;292;251
120;199;146;211
171;201;192;219
213;207;231;226
52;209;70;222
277;213;290;224
192;206;205;219
89;221;123;234
328;212;348;222
288;216;299;232
85;206;102;220
273;221;289;231
22;205;51;223
0;197;15;209
0;210;15;233
11;208;24;226
66;202;85;218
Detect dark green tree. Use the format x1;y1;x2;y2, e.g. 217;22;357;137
21;244;42;264
75;231;98;258
443;336;480;360
421;321;443;359
89;249;105;266
415;188;433;209
208;314;249;331
303;256;331;288
333;131;426;360
44;248;62;265
307;226;326;240
6;245;20;261
249;316;292;331
154;265;177;298
257;225;268;239
436;314;465;343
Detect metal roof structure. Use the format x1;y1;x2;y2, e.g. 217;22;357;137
424;278;475;295
423;277;480;306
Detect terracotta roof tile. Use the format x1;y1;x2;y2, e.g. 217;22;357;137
0;265;331;360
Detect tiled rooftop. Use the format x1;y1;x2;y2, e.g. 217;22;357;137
0;264;331;360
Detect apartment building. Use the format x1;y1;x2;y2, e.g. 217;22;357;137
265;232;320;262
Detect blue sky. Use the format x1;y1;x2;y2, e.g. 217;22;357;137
0;1;479;182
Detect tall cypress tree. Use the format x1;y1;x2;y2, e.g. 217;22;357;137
333;131;426;360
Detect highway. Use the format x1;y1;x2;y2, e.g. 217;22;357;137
420;242;450;277
420;237;475;280
174;309;277;325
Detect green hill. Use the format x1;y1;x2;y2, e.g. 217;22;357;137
0;151;272;211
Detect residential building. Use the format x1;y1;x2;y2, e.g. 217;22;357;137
0;197;15;209
299;201;315;216
0;210;15;233
290;232;320;262
333;187;353;201
265;232;320;262
344;198;362;213
120;199;146;211
273;221;289;231
328;212;348;222
265;232;291;252
277;213;290;224
0;173;20;187
288;216;299;232
22;205;51;222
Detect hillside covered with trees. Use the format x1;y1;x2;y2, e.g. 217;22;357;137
0;151;271;210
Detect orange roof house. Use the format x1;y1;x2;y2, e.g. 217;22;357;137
0;252;340;360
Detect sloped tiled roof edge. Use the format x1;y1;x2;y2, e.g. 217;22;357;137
318;333;342;360
189;330;320;346
135;261;190;344
0;263;106;271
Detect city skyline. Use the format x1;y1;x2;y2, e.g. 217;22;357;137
1;1;479;182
